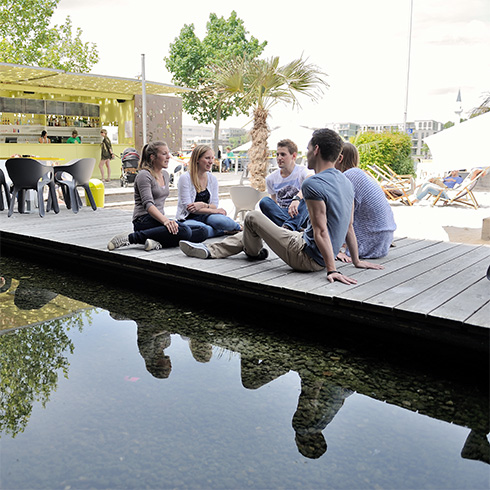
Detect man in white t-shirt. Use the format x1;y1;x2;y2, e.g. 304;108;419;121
259;139;310;231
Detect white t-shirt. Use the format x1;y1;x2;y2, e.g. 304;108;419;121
266;165;310;208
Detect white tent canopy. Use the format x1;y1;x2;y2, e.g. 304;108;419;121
423;112;490;174
233;124;316;153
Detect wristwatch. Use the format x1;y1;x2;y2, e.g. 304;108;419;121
292;195;302;202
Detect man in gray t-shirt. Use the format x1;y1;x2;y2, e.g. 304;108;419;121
179;129;383;284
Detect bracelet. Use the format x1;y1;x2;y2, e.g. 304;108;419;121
327;270;342;276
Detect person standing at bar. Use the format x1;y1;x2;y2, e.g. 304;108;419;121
99;129;113;182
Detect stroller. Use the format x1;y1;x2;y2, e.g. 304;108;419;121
120;148;140;187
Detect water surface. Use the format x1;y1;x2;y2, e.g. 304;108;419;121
1;256;488;489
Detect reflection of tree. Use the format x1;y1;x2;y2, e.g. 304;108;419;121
0;320;75;438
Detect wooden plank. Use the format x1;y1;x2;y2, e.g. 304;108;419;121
397;249;490;316
366;244;485;308
430;278;490;324
333;241;460;303
465;301;490;328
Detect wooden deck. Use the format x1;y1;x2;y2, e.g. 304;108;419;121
1;206;489;352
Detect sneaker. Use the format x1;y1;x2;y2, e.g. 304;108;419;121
179;240;210;259
145;239;162;251
107;233;130;251
246;248;269;261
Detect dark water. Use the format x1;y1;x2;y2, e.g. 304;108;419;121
0;255;489;490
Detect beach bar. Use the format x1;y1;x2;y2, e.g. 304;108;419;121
0;62;190;179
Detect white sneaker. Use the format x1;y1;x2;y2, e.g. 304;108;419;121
145;239;162;251
107;233;130;251
179;240;210;259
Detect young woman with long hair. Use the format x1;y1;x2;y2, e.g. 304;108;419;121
107;141;206;251
176;144;241;238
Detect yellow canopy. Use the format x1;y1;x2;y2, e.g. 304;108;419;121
0;62;192;99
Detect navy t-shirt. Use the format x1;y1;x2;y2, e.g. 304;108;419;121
302;168;354;266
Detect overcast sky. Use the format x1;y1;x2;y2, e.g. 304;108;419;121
52;0;490;129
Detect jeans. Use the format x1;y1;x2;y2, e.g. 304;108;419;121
259;196;309;231
183;213;241;239
130;214;207;247
222;158;231;171
415;183;448;201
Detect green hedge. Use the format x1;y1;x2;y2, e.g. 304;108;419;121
354;131;414;175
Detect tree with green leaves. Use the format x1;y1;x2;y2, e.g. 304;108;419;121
0;0;98;72
353;131;414;176
165;11;266;153
213;56;328;190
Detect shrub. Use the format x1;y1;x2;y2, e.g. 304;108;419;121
354;131;414;175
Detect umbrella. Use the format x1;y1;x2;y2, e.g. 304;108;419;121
424;112;490;173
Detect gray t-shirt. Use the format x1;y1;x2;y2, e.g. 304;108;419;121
132;169;170;221
302;168;354;266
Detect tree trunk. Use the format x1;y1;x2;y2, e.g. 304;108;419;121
248;106;270;191
213;104;221;158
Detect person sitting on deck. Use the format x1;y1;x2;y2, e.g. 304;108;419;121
176;144;242;239
258;139;311;232
178;128;384;285
107;141;207;252
335;142;396;260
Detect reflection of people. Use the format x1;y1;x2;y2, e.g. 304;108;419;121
67;130;81;144
335;143;396;260
38;130;50;144
461;429;490;464
292;371;353;459
107;141;207;252
259;139;310;232
188;339;213;363
99;129;113;182
411;170;463;203
137;324;172;379
176;144;241;238
179;129;384;285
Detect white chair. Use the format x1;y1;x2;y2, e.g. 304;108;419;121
230;186;266;221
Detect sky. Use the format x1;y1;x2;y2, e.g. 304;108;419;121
52;0;490;130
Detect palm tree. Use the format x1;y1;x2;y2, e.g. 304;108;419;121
213;56;328;190
470;92;490;118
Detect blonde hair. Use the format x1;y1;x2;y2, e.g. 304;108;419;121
189;144;213;192
138;141;168;179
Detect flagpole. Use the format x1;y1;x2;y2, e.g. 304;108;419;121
403;0;414;131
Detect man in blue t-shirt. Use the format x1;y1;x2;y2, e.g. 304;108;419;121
179;129;383;284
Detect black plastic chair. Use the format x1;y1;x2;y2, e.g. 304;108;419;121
0;168;11;211
6;158;59;218
52;158;96;214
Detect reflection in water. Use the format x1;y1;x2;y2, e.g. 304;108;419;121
137;324;172;379
292;375;352;459
1;255;489;489
0;267;94;438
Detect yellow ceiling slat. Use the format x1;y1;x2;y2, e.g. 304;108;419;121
0;63;192;97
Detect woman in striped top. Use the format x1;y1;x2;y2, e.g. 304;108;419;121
335;143;396;259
